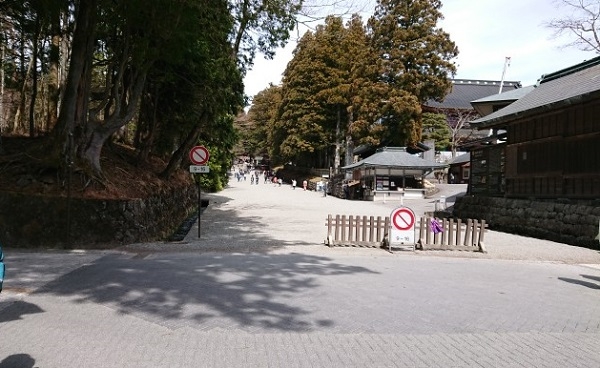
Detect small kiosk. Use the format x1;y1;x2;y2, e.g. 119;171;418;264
342;147;447;201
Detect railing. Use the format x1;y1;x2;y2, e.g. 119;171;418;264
325;214;488;253
417;217;487;253
325;215;389;248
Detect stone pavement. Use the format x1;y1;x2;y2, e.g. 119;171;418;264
0;179;599;367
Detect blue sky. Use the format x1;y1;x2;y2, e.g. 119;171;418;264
243;0;596;100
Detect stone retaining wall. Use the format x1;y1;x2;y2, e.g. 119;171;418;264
0;186;197;248
451;196;600;248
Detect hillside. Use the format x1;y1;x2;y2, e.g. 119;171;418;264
0;136;193;200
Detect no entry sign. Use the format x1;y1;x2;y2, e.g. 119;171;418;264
392;207;415;231
189;146;210;165
389;206;416;248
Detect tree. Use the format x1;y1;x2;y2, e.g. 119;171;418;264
247;83;282;160
1;0;306;194
230;0;303;73
366;0;458;148
421;112;450;151
277;31;332;167
546;0;600;53
275;14;372;169
446;108;478;157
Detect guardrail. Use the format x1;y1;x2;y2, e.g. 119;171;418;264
325;214;487;253
417;217;487;253
325;215;389;248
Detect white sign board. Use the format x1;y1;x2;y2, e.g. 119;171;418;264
189;165;210;173
389;206;416;250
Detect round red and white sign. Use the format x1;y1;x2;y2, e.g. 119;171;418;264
189;146;210;165
391;207;415;231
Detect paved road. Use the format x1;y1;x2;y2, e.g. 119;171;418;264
1;179;599;367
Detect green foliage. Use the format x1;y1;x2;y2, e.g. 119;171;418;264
230;0;303;73
247;84;283;160
250;1;460;168
275;14;373;167
421;112;450;151
365;0;458;147
195;115;239;192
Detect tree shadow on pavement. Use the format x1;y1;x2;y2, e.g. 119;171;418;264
34;252;379;332
0;354;36;368
0;301;44;323
136;192;337;252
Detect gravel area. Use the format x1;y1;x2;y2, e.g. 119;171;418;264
121;178;600;266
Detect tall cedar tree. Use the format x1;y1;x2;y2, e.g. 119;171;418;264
278;31;332;167
366;0;458;148
247;84;283;160
278;15;372;168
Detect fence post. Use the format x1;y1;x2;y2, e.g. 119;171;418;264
341;215;347;242
348;215;354;242
335;215;341;243
478;220;487;253
361;216;368;242
376;216;383;242
383;216;390;244
456;219;462;246
326;215;333;247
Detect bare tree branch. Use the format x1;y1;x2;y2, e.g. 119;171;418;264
545;0;600;53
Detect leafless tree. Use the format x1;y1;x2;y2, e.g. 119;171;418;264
447;108;479;158
545;0;600;53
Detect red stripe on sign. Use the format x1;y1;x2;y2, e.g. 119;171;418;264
392;209;414;230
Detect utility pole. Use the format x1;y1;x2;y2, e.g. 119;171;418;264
498;56;511;94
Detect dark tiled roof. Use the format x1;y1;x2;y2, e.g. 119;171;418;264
425;79;522;110
471;85;535;104
342;147;447;170
471;56;600;129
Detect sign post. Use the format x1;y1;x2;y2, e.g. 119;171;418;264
389;206;416;252
189;146;210;238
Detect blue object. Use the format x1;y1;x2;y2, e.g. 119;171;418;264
0;243;4;293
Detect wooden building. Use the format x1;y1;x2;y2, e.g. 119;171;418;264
423;79;523;146
469;57;600;199
342;147;447;201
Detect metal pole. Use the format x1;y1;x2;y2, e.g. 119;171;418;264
197;177;201;238
498;56;511;94
66;132;73;248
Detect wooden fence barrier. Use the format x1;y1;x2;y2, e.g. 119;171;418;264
325;214;488;253
417;217;487;253
325;214;389;248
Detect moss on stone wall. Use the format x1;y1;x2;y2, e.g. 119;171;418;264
0;185;197;249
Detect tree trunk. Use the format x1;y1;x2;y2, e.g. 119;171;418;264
161;112;206;178
334;105;341;173
52;0;97;167
345;108;354;166
29;18;40;137
0;30;5;153
46;13;61;132
83;128;111;173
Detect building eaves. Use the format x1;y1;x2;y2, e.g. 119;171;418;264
471;56;600;129
470;85;535;105
343;147;447;170
425;79;521;110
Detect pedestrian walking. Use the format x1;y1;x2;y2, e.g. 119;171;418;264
292;179;297;189
303;180;307;191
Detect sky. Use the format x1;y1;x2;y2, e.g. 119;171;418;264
243;0;596;101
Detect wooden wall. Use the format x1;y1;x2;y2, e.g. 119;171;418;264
474;98;600;199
